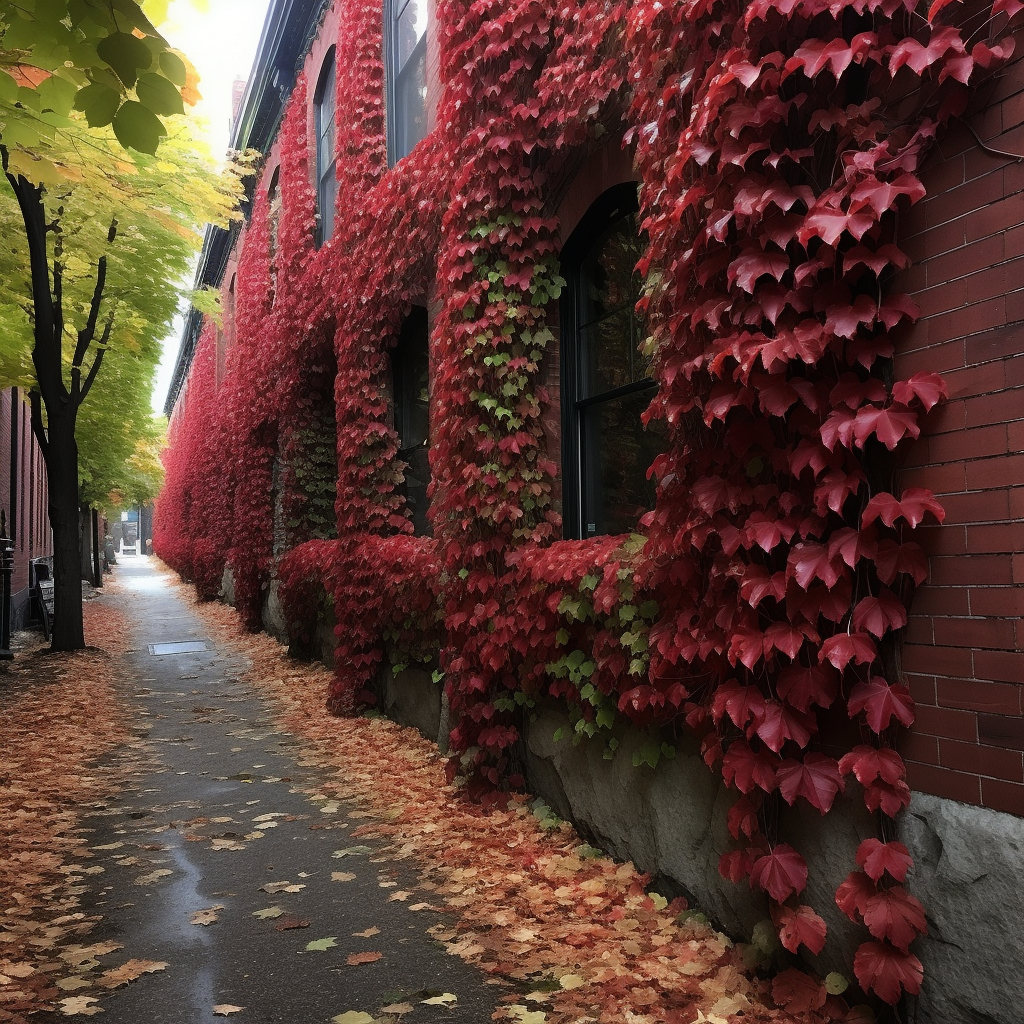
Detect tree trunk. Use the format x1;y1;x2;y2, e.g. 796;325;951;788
47;413;85;650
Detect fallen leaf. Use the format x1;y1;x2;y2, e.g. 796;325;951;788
134;869;172;885
559;974;585;990
252;906;285;919
387;891;412;902
274;915;311;931
345;951;382;966
408;902;431;912
332;846;373;858
56;978;92;992
421;993;457;1006
4;964;36;978
191;905;224;926
331;1013;375;1024
212;1006;244;1016
380;1003;414;1015
508;1007;547;1024
260;882;305;894
96;959;168;989
58;996;102;1016
306;937;338;951
331;872;357;882
353;927;380;938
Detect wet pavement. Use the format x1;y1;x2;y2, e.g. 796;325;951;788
59;558;497;1023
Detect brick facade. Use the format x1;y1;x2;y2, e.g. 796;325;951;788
0;388;53;628
896;51;1024;817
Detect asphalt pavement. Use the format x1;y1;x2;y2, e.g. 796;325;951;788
58;557;498;1024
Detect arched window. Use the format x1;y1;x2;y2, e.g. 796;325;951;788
391;306;431;535
314;51;337;247
560;183;664;539
384;0;427;166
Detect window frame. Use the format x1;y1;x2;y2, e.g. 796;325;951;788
314;49;337;248
559;182;658;541
391;305;432;536
384;0;428;167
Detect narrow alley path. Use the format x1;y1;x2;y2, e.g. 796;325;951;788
2;559;818;1024
52;558;499;1023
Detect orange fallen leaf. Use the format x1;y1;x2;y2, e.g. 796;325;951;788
345;951;382;966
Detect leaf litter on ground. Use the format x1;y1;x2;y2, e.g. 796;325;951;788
0;591;148;1023
185;583;834;1024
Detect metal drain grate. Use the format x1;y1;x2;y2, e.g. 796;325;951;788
148;641;209;656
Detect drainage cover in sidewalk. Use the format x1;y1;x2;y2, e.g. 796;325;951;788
148;641;209;656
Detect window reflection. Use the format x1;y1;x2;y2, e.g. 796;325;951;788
563;186;665;539
315;53;337;246
386;0;428;165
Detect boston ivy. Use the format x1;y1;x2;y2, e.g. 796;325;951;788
155;0;1021;1009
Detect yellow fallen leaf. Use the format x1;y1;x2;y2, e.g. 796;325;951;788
381;1003;414;1014
559;974;585;990
332;872;357;882
352;927;380;938
331;1013;375;1024
191;905;224;926
58;995;102;1016
212;1006;243;1016
421;993;457;1006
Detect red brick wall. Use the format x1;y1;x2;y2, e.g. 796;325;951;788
895;48;1024;817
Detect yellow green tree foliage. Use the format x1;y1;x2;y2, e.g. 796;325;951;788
0;99;246;646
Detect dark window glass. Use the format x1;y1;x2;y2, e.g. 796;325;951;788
268;167;281;260
385;0;427;166
315;53;337;246
562;184;665;539
392;306;431;536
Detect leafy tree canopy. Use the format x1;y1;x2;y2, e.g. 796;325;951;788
0;0;202;163
0;112;248;505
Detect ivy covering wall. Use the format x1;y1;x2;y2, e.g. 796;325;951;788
156;0;1022;1009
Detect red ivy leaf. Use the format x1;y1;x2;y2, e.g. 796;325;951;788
754;701;816;753
853;403;920;450
853;940;924;1004
749;844;808;902
776;753;845;813
848;676;915;732
874;539;929;585
836;870;877;922
891;371;947;411
862;488;945;528
771;967;827;1013
856;838;914;883
727;793;761;840
777;663;839;713
722;739;778;794
852;588;908;638
863;887;927;950
788;542;840;588
820;632;878;672
864;777;912;817
776;904;828;955
719;847;760;884
838;745;906;787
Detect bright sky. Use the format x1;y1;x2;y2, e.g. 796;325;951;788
151;0;273;413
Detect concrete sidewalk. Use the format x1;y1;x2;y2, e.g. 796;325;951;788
56;558;497;1024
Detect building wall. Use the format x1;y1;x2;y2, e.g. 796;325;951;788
0;388;53;629
896;50;1024;818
